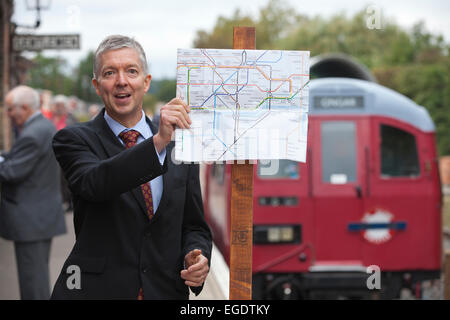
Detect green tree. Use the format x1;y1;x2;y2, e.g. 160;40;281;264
153;79;176;103
278;11;420;68
193;9;255;49
193;4;448;68
193;0;300;50
73;51;100;103
26;53;74;95
143;93;158;115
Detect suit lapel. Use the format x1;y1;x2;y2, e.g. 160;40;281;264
93;109;149;218
92;109;124;158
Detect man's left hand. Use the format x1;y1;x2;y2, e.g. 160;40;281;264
181;249;209;287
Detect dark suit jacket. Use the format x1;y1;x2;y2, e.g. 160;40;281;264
50;109;212;299
0;113;66;242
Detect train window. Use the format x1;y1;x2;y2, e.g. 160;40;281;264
257;160;299;179
211;162;225;185
380;125;420;177
321;121;356;184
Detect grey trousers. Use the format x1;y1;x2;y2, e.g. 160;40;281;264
14;239;52;300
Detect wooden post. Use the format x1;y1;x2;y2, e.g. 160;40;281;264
445;250;450;300
229;26;255;300
1;1;12;151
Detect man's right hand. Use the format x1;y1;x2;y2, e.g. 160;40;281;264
153;98;191;154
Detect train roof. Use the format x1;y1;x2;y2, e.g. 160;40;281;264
308;78;435;132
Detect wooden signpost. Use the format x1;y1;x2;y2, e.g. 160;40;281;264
229;26;256;300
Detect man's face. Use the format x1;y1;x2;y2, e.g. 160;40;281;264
5;94;28;128
92;47;151;124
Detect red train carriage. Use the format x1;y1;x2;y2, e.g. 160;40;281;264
203;56;442;299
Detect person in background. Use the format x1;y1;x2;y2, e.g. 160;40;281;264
0;85;67;300
88;103;101;119
37;89;53;120
50;95;78;131
67;96;82;124
49;95;76;211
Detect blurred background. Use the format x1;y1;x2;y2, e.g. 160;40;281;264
0;0;449;300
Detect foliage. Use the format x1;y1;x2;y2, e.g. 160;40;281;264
193;9;255;49
149;78;176;103
142;94;158;115
193;0;299;50
26;53;74;96
72;51;100;104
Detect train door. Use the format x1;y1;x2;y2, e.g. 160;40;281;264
363;117;440;270
311;117;368;268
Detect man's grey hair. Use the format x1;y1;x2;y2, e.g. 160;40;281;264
93;35;149;79
10;85;40;111
52;94;68;109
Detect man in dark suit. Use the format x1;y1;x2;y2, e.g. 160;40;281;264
0;85;67;299
50;35;212;299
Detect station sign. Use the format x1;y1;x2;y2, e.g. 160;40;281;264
12;34;80;51
314;96;364;109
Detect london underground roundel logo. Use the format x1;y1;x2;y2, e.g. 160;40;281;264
361;208;394;244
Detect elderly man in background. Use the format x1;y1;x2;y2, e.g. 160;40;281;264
87;103;101;119
50;95;78;131
0;85;67;299
50;94;78;211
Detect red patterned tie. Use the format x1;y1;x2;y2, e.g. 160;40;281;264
118;130;154;220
